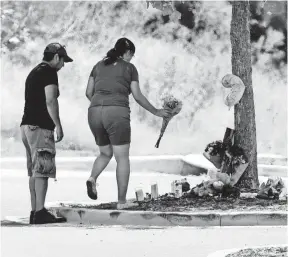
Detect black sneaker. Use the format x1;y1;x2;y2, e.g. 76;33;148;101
29;211;35;225
34;208;66;224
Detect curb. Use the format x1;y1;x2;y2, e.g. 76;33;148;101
1;154;287;177
257;164;288;177
47;204;287;227
257;154;287;166
0;155;185;175
206;244;288;257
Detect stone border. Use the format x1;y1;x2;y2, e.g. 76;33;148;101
47;203;287;227
1;154;287;177
206;244;288;257
257;154;287;166
0;155;184;174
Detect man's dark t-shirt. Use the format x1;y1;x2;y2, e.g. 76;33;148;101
21;63;59;130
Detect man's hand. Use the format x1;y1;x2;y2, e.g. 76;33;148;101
55;125;64;143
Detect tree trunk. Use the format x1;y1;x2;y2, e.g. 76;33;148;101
230;1;259;189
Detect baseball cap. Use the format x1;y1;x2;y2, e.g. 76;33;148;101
44;43;73;62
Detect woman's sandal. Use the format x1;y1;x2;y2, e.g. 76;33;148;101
86;177;98;200
117;200;138;210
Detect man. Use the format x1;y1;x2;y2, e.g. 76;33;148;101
20;43;73;224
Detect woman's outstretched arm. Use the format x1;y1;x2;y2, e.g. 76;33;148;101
131;81;170;118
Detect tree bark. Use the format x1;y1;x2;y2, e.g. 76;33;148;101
230;1;259;189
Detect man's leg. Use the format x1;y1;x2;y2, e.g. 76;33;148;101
26;148;36;212
28;127;53;212
26;127;65;224
29;177;36;224
21;125;36;223
29;177;36;211
35;177;48;211
27;146;36;212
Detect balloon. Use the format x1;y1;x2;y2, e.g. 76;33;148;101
221;74;244;88
221;74;245;108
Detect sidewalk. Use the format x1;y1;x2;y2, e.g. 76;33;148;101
2;170;287;220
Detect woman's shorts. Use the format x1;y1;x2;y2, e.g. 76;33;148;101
88;106;131;146
20;125;56;178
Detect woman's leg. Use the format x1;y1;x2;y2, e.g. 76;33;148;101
87;107;113;199
112;144;130;204
86;145;113;200
90;145;113;180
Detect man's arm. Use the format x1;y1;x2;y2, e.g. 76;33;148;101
45;84;63;142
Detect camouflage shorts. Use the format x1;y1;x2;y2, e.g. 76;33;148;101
20;125;56;178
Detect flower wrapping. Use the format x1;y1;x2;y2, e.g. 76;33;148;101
230;162;249;186
155;94;182;148
203;141;226;169
226;146;249;185
203;152;222;169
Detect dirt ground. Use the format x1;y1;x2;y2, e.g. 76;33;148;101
65;194;287;212
226;246;288;257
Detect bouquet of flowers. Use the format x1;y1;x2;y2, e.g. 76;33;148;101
203;140;226;169
155;94;182;148
204;141;226;156
257;177;286;200
232;155;248;166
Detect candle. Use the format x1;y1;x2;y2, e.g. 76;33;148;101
151;183;159;199
135;188;144;202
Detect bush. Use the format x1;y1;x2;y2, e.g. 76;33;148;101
1;1;287;156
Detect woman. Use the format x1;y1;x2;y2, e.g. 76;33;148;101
85;38;170;209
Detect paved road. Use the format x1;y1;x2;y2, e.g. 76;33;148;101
1;170;287;257
1;225;286;257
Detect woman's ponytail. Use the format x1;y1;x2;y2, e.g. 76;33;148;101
103;38;135;66
104;48;118;65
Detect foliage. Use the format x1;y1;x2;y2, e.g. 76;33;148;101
0;1;287;156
